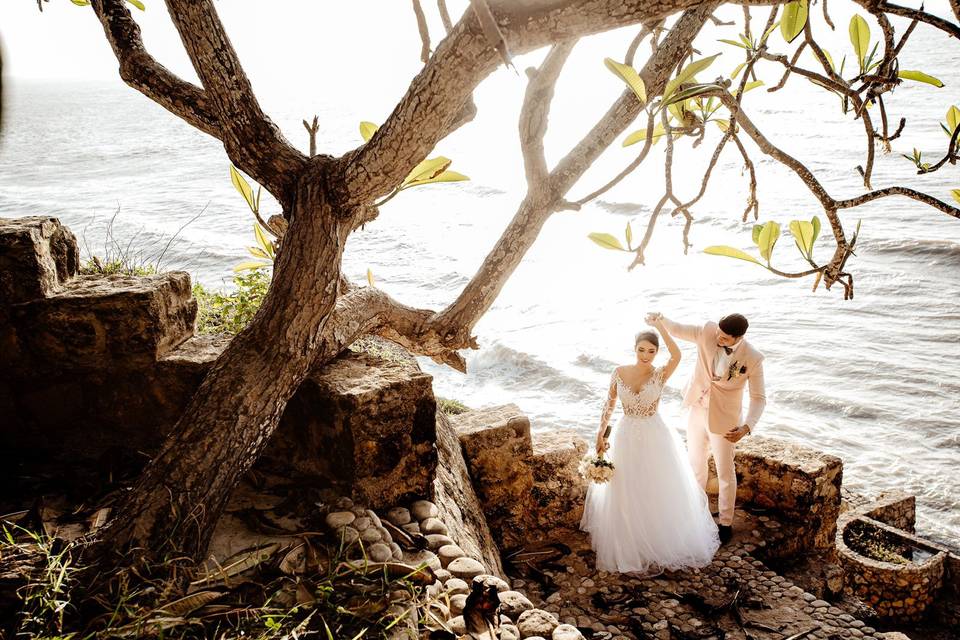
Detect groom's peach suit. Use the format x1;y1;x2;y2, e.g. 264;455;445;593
662;320;766;526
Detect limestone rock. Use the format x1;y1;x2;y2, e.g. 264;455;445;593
450;405;535;549
0;217;78;304
433;411;506;577
421;517;448;535
530;429;589;537
426;533;455;550
518;609;560;638
448;556;486;580
552;624;585;640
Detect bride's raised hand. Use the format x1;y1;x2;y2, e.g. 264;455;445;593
595;432;609;456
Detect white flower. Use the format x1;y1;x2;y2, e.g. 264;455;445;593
579;453;615;484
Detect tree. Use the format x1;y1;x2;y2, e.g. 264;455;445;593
54;0;958;571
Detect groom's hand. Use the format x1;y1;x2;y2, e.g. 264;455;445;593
724;425;750;443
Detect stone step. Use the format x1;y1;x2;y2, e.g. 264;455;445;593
529;429;588;537
3;272;197;374
0;216;78;305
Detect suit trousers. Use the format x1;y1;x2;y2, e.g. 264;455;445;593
687;404;737;526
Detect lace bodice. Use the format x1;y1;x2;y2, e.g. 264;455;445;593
613;367;665;418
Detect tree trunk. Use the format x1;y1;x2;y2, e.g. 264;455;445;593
93;171;349;565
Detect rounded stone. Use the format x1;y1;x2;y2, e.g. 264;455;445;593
351;516;372;532
368;543;392;563
386;507;411;526
326;511;356;529
433;568;452;583
389;541;402;558
446;577;470;595
811;599;830;608
450;593;468;616
518;609;560;638
360;527;382;543
334;496;354;510
365;509;382;528
499;590;535;617
376;527;392;543
411;499;440;521
421;518;449;535
402;522;421;535
438;544;467;568
475;574;511;592
426;533;455;550
448;616;466;635
337;526;359;544
448;556;486;580
502;624;521;640
802;593;817;602
553;623;585;640
407;549;443;572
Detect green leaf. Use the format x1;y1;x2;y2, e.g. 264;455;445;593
756;221;781;263
703;245;762;265
623;123;667;147
735;80;765;95
247;246;270;260
761;20;781;44
233;260;270;273
125;0;145;10
752;224;763;244
849;15;870;70
897;70;944;87
811;215;821;248
951;189;960;205
402;169;469;189
946;106;960;136
604;58;647;105
625;221;633;250
588;232;627;251
714;119;731;133
789;219;816;257
664;83;722;107
70;0;91;5
780;0;808;43
359;121;379;142
253;223;274;259
822;49;836;73
367;268;375;287
401;157;452;189
718;39;749;49
664;53;721;99
731;62;747;80
230;165;256;212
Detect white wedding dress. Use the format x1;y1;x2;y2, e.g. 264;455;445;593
580;367;720;573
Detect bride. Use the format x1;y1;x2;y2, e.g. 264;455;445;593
580;315;720;574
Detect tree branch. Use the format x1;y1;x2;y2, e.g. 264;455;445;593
90;0;221;139
520;41;577;188
413;0;432;63
164;0;307;204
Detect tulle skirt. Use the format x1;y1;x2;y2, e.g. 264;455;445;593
580;412;720;574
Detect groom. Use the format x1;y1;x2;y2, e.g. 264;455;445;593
647;312;766;544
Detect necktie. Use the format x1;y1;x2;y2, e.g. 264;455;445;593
723;346;733;355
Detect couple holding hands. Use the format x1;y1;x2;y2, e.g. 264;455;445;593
580;312;766;574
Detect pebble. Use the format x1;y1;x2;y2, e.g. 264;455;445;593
433;568;451;583
499;590;535;617
407;549;442;572
368;543;392;562
475;574;511;592
411;499;440;521
325;511;355;528
426;533;455;550
334;496;353;510
446;577;470;595
448;556;485;580
581;578;595;588
402;522;421;535
851;620;865;628
376;526;392;543
421;517;449;535
351;516;372;532
449;593;467;616
518;609;560;638
337;526;359;544
448;616;466;635
802;593;817;602
438;544;466;568
360;527;381;543
389;542;403;561
653;621;668;630
385;507;411;526
811;599;830;608
502;624;521;640
364;509;381;527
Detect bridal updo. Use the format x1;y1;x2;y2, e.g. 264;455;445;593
634;330;660;350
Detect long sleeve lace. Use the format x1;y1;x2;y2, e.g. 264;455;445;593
600;370;618;435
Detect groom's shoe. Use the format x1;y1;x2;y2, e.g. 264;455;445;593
718;525;733;545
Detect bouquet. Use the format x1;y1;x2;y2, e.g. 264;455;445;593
579;453;615;483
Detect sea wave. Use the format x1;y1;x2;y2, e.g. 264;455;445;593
866;238;960;260
468;343;598;403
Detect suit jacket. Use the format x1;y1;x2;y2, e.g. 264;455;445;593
662;319;766;434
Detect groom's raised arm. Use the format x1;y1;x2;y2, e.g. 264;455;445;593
659;315;702;343
744;360;767;433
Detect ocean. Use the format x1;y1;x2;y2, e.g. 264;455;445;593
1;10;958;549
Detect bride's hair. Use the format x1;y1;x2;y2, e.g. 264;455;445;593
634;330;660;350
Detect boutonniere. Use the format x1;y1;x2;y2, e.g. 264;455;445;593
727;361;747;381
